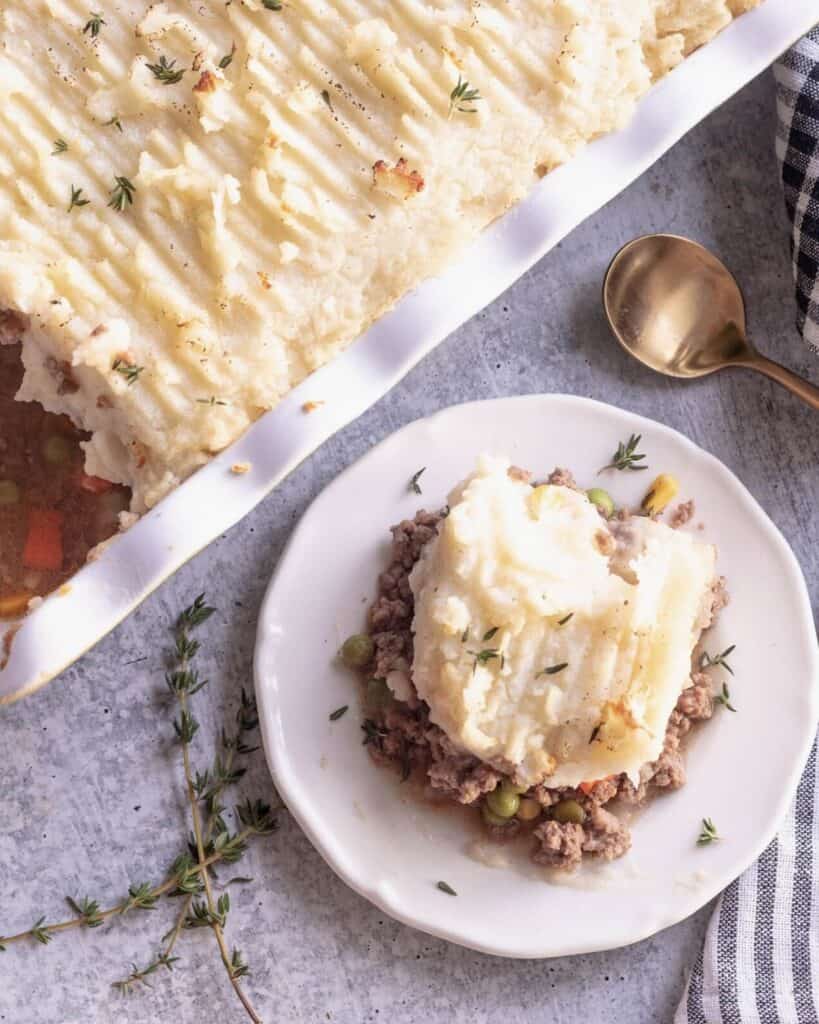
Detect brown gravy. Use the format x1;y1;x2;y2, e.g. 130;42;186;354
0;341;130;617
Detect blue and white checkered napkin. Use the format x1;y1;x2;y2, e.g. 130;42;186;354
675;28;819;1024
775;27;819;353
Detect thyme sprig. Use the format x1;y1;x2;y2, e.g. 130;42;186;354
470;647;501;672
410;467;426;495
714;683;737;712
112;358;144;385
697;818;721;846
108;176;136;212
0;597;279;1022
600;433;648;473
68;185;90;213
700;644;735;675
169;597;262;1023
83;12;105;38
448;75;481;116
146;55;185;85
0;827;261;952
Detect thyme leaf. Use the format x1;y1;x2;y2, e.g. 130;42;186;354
83;12;105;38
470;648;500;672
65;896;104;928
329;705;348;721
108;176;136;212
537;663;568;677
714;683;737;712
448;75;481;116
52;139;68;155
146;55;185;85
697;818;721;846
482;627;499;642
410;467;426;495
436;881;457;896
112;358;144;385
30;917;52;945
68;185;90;212
557;613;574;626
361;718;386;746
104;115;123;132
262;0;283;9
122;883;159;913
600;433;648;473
219;43;237;70
700;645;736;675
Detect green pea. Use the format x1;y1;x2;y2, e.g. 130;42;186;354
365;677;391;711
586;487;615;518
552;799;586;825
486;781;521;820
481;802;510;827
340;633;374;669
42;434;73;466
0;480;20;505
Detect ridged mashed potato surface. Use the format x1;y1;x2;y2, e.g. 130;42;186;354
0;1;757;510
409;457;717;788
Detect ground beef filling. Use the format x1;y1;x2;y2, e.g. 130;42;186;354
359;472;723;871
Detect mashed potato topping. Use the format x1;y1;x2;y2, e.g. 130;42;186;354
409;457;717;788
0;1;757;510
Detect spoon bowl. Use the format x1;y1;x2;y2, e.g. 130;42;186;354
603;234;819;409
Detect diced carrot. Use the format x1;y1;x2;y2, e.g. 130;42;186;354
80;473;114;495
0;592;32;618
22;507;64;572
578;775;616;796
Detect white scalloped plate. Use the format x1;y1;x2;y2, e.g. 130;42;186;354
254;395;819;958
3;0;818;703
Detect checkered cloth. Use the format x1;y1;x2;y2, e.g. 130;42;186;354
675;28;819;1024
774;26;819;352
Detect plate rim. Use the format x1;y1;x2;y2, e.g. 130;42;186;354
253;393;819;959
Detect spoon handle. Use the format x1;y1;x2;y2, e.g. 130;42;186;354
746;354;819;411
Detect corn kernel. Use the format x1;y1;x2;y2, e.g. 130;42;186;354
641;473;679;516
516;797;541;821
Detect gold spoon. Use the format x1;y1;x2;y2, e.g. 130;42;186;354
603;234;819;410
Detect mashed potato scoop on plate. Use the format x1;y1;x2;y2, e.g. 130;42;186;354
410;456;719;790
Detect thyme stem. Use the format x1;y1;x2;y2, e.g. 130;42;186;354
168;735;242;961
172;610;261;1024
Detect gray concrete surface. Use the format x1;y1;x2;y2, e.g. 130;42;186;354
2;70;818;1024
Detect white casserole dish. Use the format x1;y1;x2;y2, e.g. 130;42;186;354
2;0;816;704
